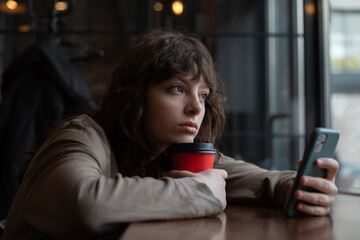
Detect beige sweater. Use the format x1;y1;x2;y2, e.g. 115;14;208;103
3;114;295;240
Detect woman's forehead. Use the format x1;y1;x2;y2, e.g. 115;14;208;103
176;73;209;87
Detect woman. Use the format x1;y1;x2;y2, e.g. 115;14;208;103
3;30;339;239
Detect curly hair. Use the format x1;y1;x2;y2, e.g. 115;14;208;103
93;30;226;176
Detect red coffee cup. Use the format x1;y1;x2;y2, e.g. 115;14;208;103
169;143;216;173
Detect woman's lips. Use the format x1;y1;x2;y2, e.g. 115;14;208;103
179;122;198;133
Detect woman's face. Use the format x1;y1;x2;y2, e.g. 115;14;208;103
143;73;209;154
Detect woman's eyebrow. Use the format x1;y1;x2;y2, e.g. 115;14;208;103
173;75;209;90
200;86;210;91
198;80;210;90
176;75;193;82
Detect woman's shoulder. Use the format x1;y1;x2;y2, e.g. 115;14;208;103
32;114;115;173
56;114;105;137
61;114;101;130
44;114;110;153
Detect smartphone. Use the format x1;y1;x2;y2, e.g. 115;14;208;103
284;128;340;217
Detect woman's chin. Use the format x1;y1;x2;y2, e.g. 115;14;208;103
172;138;195;144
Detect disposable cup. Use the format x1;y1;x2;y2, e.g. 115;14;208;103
169;143;216;173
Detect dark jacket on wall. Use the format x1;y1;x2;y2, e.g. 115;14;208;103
0;35;96;219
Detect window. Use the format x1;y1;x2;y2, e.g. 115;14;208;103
330;0;360;194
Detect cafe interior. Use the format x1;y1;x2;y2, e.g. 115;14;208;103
0;0;359;239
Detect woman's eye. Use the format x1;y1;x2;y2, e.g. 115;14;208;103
199;93;208;101
169;86;183;94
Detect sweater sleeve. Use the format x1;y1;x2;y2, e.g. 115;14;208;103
21;117;223;236
214;153;296;207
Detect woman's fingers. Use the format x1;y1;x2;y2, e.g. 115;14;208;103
300;176;338;195
213;169;228;179
295;190;335;208
163;169;228;179
295;168;338;216
162;170;196;178
296;201;330;216
315;158;340;180
295;189;333;216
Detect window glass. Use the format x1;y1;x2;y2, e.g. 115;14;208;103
330;0;360;194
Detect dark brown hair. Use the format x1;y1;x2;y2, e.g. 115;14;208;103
94;30;226;176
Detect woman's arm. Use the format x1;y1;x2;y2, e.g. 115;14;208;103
19;117;223;235
214;153;296;207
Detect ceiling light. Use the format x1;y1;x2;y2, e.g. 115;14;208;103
153;2;163;12
6;0;18;10
172;1;183;15
55;1;68;11
17;24;31;32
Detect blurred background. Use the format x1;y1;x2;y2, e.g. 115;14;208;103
0;0;359;219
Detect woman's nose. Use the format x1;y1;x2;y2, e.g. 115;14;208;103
184;95;203;115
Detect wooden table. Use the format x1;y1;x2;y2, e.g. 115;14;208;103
119;193;360;240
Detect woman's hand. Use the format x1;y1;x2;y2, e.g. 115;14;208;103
163;169;228;210
295;158;339;216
